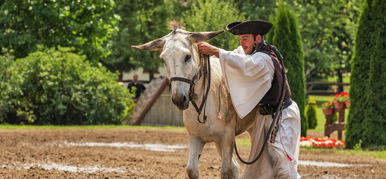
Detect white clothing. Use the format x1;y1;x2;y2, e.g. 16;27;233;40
218;46;301;178
219;47;274;119
243;103;301;179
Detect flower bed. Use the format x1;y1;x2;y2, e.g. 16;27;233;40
300;136;345;148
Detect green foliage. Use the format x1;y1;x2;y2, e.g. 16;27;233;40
346;0;386;149
103;0;182;76
182;0;245;50
305;99;317;129
269;2;307;136
231;0;360;81
107;0;244;77
0;48;133;125
0;0;118;61
0;55;23;123
353;139;363;151
283;0;360;81
233;0;276;20
0;124;186;130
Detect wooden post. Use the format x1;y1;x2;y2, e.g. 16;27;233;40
324;105;345;140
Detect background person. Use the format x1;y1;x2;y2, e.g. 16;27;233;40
127;74;146;102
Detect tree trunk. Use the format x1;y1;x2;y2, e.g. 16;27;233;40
149;71;155;81
118;71;123;81
337;69;344;93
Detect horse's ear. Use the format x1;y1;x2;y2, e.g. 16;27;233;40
188;30;224;42
132;38;165;51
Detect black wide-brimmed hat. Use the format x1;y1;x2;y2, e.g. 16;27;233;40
226;20;273;35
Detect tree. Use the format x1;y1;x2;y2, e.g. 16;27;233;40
233;0;276;20
183;0;245;50
285;0;361;82
233;0;360;81
346;0;386;149
268;2;307;136
102;0;189;80
107;0;244;80
0;0;118;61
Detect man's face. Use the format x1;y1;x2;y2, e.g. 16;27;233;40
238;34;255;54
133;74;138;82
238;34;262;54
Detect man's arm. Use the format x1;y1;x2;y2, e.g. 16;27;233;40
198;42;273;77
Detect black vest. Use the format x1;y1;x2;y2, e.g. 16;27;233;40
257;44;291;109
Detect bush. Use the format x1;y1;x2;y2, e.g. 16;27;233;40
0;55;24;123
0;48;133;125
305;98;317;129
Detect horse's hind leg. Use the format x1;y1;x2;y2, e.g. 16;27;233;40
215;133;240;179
186;135;205;179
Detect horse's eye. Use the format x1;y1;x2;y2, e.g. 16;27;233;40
184;55;191;63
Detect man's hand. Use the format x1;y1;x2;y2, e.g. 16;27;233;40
197;42;220;57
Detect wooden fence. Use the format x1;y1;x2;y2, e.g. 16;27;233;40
140;85;184;126
128;80;350;127
307;82;350;95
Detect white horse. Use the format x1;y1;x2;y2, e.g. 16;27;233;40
132;28;262;179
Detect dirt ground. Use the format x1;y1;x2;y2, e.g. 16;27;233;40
0;128;385;179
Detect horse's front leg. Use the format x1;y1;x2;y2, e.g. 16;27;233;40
186;135;205;179
215;127;240;179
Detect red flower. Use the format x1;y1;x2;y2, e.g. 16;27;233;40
300;136;345;148
322;101;334;109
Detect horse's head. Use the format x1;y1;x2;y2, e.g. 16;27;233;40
132;29;223;110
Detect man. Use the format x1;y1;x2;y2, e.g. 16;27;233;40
127;74;146;102
198;20;301;178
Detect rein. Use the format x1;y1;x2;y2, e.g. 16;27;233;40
169;44;211;123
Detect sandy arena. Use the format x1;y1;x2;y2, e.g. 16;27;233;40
0;128;385;178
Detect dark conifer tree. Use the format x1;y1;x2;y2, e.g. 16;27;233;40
268;2;307;136
346;0;386;148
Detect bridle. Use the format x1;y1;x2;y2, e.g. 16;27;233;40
169;44;211;123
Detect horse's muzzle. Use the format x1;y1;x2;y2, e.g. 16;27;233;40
171;93;189;110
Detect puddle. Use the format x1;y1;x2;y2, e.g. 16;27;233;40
64;142;186;152
299;160;370;167
1;162;128;173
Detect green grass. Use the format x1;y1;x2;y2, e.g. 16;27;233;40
0;124;184;130
301;147;386;159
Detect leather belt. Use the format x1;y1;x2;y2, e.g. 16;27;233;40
258;98;293;115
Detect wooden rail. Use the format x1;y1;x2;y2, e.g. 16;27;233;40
307;82;350;95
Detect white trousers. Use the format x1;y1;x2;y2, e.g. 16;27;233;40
243;102;301;179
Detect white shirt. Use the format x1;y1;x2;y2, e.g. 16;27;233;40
218;46;275;119
219;47;301;178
